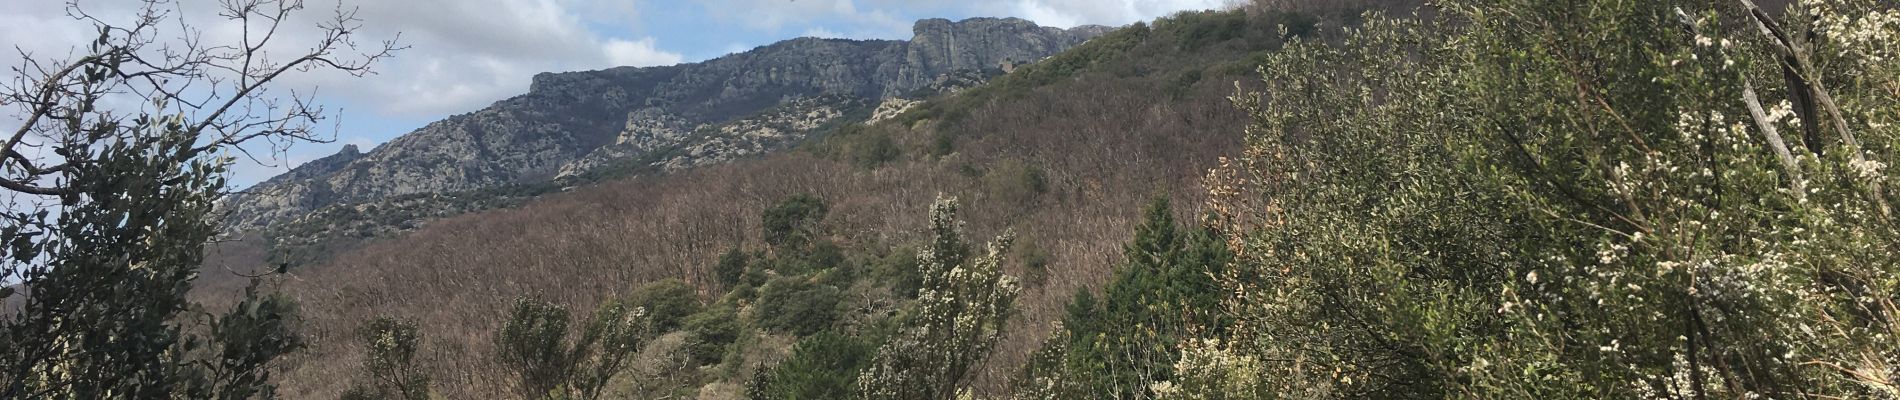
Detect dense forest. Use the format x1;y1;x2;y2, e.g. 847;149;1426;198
4;0;1898;398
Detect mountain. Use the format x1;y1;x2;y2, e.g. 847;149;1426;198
223;18;1110;232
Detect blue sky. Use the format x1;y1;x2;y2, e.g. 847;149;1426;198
1;0;1231;187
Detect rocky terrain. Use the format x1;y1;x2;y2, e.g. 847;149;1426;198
222;18;1109;233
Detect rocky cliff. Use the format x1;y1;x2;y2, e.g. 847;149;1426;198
223;18;1108;232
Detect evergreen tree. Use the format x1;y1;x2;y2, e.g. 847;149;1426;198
0;1;393;398
753;331;876;400
1016;198;1232;399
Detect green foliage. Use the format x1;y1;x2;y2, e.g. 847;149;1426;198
627;279;701;332
1186;0;1900;398
858;196;1020;400
683;305;742;366
1157;10;1250;51
713;248;751;290
869;248;923;299
569;298;652;400
345;318;431;400
982;159;1050;207
494;296;651;400
821;124;901;168
496;297;575;398
1006;23;1152;90
764;194;830;250
1018;240;1052;290
0;4;385;395
199;280;307;400
753;277;844;336
0;109;306;399
1016;198;1232;399
754;332;876;400
762;240;846;277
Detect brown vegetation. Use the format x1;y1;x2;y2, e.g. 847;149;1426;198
204;4;1444;397
260;72;1243;398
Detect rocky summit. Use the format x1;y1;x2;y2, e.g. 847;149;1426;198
223;17;1109;232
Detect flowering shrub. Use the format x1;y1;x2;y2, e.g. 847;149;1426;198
1194;0;1900;398
858;196;1020;400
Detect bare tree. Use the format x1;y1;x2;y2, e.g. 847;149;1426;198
1;0;399;197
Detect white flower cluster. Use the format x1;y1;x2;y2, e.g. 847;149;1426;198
1849;157;1888;181
1813;1;1900;65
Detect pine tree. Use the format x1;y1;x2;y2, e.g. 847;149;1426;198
1016;198;1231;399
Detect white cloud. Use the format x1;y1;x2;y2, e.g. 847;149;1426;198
605;37;684;67
0;0;687;187
707;0;1226;38
1004;0;1231;27
0;0;684;120
702;0;916;39
803;27;849;39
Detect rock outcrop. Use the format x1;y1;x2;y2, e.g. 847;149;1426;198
223;18;1108;232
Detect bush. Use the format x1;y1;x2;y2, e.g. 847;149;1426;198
1018;240;1052;290
1159;10;1249;51
857;197;1019;400
494;297;574;398
683;305;741;366
627;278;701;332
982;159;1049;207
753;278;843;336
763;195;829;249
756;332;876;400
713;248;750;290
345;317;431;400
1016;198;1231;399
868;248;922;299
492;296;651;400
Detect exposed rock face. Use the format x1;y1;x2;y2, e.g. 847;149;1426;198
868;98;922;124
223;18;1107;232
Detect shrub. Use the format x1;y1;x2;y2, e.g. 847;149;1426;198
1196;1;1900;397
857;196;1019;399
493;296;651;400
869;248;922;299
713;248;750;290
683;305;742;366
983;159;1050;207
1017;240;1052;290
757;332;876;400
344;317;431;400
753;278;844;336
763;195;829;249
627;278;701;332
495;297;574;398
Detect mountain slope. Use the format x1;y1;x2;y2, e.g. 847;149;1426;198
223;18;1109;231
231;7;1360;398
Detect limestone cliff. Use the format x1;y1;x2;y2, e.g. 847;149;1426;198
223;18;1107;232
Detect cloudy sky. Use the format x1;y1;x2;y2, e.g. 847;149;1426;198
2;0;1230;186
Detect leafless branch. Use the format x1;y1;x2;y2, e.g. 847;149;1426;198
0;0;402;198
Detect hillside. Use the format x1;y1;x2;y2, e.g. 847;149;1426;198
220;18;1109;234
18;0;1898;398
209;6;1357;398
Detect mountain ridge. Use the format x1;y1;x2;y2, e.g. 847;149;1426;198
223;17;1110;232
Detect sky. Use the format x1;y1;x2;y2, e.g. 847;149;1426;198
1;0;1232;187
